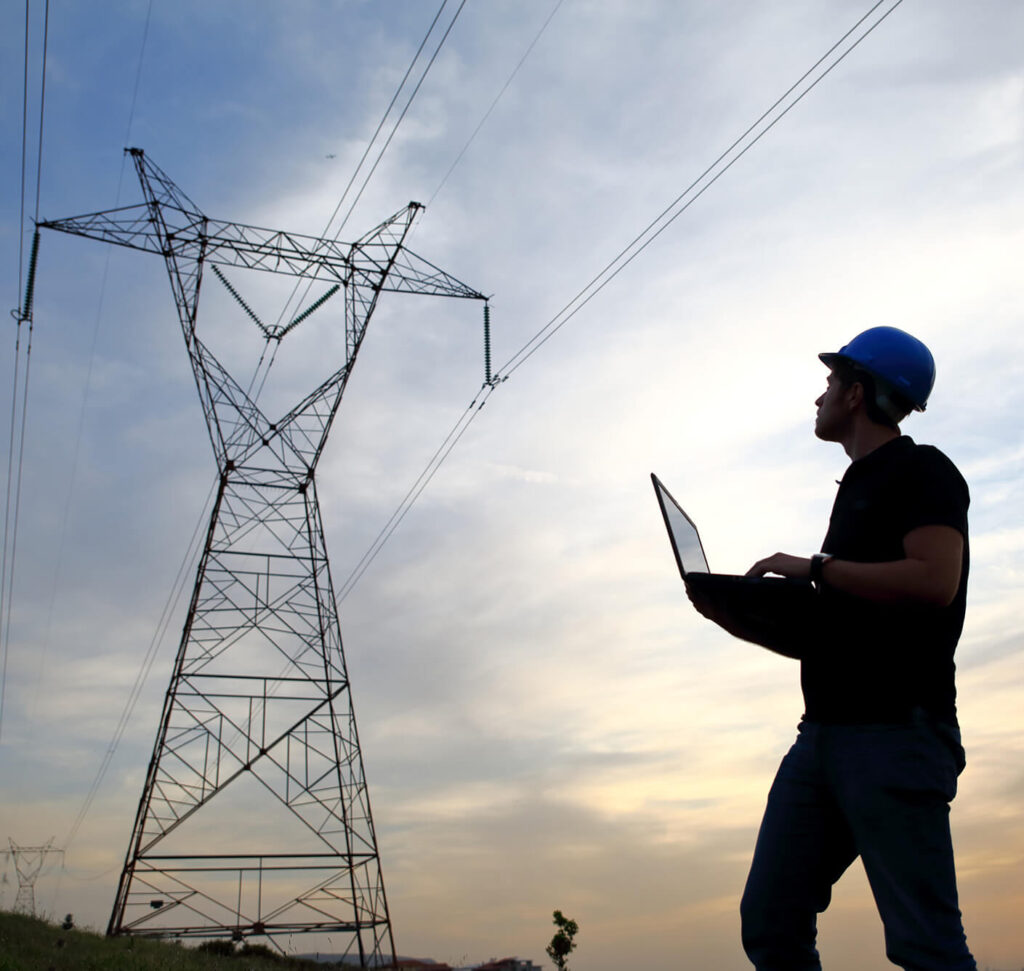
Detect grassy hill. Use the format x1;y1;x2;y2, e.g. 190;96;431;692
0;912;327;971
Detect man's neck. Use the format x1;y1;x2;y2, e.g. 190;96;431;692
843;420;900;461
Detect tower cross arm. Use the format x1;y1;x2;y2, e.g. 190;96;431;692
40;207;357;285
200;220;354;283
40;186;479;299
366;246;487;300
38;204;170;256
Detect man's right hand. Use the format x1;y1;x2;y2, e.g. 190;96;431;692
685;578;743;634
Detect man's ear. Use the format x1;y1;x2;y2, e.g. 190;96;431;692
845;380;865;410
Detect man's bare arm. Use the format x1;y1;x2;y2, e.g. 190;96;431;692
746;524;964;606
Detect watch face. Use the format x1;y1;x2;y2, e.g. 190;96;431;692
811;554;830;586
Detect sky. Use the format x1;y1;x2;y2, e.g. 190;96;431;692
1;1;1023;968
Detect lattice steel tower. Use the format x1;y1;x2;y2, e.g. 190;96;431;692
41;149;486;963
6;839;63;915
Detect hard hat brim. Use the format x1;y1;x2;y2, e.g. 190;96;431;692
816;351;926;411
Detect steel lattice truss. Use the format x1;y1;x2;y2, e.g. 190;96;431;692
41;149;486;964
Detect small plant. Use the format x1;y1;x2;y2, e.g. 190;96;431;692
545;909;579;971
198;938;237;956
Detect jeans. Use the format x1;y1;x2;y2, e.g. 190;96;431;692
741;717;975;970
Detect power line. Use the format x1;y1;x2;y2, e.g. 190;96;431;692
495;0;904;380
335;386;494;603
321;0;455;245
124;0;153;148
38;0;168;853
334;2;571;599
1;1;32;747
1;255;38;744
2;0;50;743
427;0;566;208
32;0;49;223
262;0;471;409
63;479;216;850
274;0;463;330
334;0;906;600
0;321;26;743
331;0;470;242
15;0;30;308
28;0;154;736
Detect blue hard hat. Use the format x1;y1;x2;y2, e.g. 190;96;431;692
819;326;935;412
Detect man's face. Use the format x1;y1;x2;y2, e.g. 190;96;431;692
814;368;855;441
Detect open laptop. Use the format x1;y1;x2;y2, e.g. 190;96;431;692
651;472;814;603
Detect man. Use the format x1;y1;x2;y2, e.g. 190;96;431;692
687;326;975;970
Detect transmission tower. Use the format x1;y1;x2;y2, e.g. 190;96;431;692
6;838;63;915
40;148;487;964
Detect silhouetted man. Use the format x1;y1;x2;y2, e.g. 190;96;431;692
688;327;975;970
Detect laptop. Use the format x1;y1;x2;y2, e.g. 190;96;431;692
651;472;814;607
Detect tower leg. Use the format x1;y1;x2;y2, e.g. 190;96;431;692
107;472;394;964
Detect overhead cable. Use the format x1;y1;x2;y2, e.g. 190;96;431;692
32;0;49;223
273;0;464;331
50;1;168;852
494;0;904;380
15;0;30;304
28;0;153;733
1;235;39;741
335;0;905;601
63;479;216;850
335;386;493;603
330;0;470;242
1;0;49;743
427;0;565;208
321;0;456;244
1;0;32;745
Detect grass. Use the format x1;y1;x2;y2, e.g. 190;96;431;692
0;912;327;971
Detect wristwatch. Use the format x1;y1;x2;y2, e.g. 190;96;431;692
809;553;833;590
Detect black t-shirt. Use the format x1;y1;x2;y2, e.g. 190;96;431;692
801;435;970;725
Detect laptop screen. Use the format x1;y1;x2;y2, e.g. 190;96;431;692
651;474;710;576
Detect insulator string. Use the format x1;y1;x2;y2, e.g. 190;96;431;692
483;300;492;386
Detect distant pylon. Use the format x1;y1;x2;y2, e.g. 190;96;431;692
40;148;488;964
7;838;63;915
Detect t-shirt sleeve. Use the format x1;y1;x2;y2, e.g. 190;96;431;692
898;445;969;538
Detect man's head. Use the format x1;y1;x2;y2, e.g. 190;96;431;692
816;326;935;435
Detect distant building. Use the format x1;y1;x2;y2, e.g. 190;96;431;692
471;959;542;971
395;960;452;971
